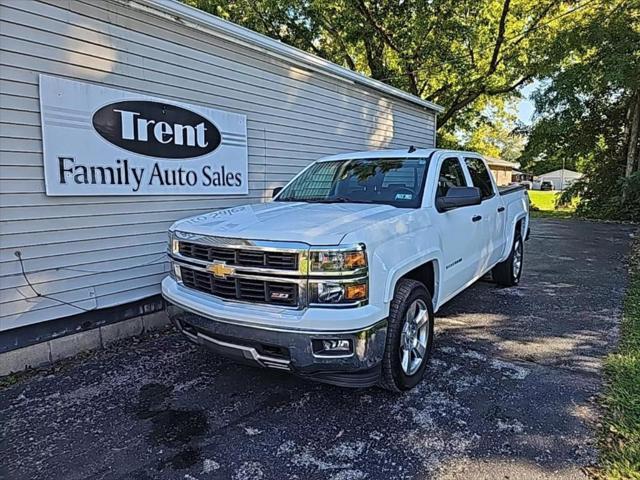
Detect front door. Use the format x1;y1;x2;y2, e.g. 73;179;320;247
433;155;485;301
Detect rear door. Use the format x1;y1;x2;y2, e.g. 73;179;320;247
463;156;506;270
433;154;485;301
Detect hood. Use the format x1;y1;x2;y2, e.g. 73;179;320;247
171;201;401;245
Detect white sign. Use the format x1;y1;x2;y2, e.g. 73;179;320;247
39;75;248;196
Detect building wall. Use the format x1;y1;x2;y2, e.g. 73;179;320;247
490;166;512;186
0;0;437;332
538;170;583;191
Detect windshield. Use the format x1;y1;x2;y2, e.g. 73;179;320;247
275;157;430;208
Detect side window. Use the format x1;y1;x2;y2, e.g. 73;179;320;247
436;157;467;198
464;157;494;199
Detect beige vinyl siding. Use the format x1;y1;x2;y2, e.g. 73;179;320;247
490;167;513;186
0;0;437;331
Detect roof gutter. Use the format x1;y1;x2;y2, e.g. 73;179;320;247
123;0;444;114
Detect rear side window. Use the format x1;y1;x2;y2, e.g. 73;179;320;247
465;157;494;199
436;157;467;198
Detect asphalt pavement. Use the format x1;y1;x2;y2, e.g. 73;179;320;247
1;219;635;480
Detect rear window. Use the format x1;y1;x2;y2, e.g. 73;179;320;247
464;157;494;199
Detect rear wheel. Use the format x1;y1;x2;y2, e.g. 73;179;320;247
379;279;434;392
492;230;524;287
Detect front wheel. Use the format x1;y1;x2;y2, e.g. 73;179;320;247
492;231;524;287
379;279;434;392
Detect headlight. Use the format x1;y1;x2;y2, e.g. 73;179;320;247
310;279;368;305
308;245;368;306
311;278;368;303
308;245;367;273
168;231;179;255
167;231;181;281
169;262;182;281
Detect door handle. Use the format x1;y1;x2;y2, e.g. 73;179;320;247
497;207;505;213
472;215;482;222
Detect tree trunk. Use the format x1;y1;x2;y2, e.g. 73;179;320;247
363;36;386;81
625;89;640;177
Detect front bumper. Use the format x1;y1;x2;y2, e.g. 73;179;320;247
165;302;387;388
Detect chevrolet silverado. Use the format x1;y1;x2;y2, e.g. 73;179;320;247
162;148;530;391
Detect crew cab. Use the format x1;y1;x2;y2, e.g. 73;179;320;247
162;149;529;391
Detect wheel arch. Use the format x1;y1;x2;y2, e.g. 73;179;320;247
503;213;528;259
384;253;442;310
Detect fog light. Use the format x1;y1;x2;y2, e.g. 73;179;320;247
312;339;353;356
323;339;350;351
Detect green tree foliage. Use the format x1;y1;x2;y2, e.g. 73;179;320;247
183;0;588;153
520;0;640;220
439;102;526;162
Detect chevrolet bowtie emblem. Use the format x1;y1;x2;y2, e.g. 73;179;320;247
207;262;234;278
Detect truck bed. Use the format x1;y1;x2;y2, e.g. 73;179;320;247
498;184;526;196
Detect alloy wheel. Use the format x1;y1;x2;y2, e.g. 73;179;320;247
399;299;429;375
513;238;523;279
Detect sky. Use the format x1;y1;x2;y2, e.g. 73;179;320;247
517;82;538;125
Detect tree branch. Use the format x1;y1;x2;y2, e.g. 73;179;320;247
352;0;420;93
424;82;453;103
318;15;357;70
488;0;511;75
486;75;533;95
438;75;532;129
363;36;386;80
353;0;400;52
245;3;327;59
439;90;484;128
403;63;420;96
508;1;555;50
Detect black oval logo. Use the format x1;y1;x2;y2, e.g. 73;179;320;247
92;101;221;158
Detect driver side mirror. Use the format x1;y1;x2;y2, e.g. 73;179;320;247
272;186;283;199
436;186;482;212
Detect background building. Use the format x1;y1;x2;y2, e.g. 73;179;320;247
0;0;441;364
537;168;584;191
486;157;519;186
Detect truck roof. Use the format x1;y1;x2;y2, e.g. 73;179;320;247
317;148;481;162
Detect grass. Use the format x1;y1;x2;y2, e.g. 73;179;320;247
527;190;577;219
528;190;562;210
597;235;640;479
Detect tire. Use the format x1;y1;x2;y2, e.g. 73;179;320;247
492;230;524;287
379;279;434;392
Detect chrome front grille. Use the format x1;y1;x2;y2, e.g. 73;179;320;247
179;241;298;270
180;267;298;307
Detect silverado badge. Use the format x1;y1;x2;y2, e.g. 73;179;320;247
207;262;234;279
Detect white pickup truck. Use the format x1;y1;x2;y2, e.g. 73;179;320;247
162;148;529;391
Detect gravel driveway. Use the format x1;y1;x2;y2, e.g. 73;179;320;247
0;219;635;480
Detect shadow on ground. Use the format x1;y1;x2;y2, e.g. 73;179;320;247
0;219;635;480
